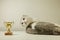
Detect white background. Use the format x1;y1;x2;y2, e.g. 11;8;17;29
0;0;60;31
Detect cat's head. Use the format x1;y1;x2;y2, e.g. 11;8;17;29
20;15;33;27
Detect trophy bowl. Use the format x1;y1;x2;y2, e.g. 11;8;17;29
4;22;13;35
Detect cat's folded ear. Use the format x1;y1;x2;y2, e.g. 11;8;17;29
22;15;29;17
22;15;33;20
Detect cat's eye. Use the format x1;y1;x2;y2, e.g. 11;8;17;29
21;22;23;24
23;18;25;20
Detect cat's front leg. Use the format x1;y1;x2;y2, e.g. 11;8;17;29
26;28;39;34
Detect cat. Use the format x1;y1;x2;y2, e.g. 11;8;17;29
20;15;60;35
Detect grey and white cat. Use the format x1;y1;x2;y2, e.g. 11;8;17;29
20;15;60;35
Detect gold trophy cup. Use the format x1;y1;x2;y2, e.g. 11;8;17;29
4;22;13;35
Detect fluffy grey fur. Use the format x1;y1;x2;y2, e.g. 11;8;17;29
26;22;60;35
21;15;60;35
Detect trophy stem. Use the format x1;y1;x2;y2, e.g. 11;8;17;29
7;28;11;32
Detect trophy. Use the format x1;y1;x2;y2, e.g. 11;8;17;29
4;22;13;35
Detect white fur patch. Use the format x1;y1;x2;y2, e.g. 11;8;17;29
31;22;38;29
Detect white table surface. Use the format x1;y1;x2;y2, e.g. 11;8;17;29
0;31;60;40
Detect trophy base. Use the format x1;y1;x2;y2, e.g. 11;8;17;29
5;32;13;35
